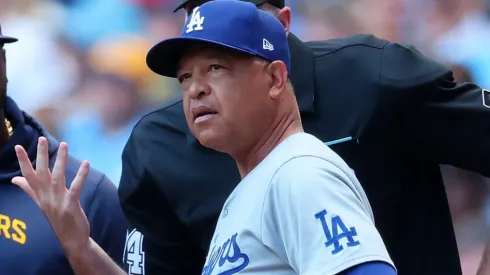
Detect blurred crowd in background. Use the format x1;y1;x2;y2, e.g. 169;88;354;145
1;0;490;273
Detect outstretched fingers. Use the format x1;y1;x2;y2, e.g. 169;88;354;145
35;137;52;186
68;161;90;202
15;145;39;190
52;142;69;188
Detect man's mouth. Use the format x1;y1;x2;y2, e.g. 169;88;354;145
192;106;218;123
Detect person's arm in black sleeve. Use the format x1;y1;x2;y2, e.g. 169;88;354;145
87;175;129;265
378;42;490;177
378;43;490;273
118;118;203;275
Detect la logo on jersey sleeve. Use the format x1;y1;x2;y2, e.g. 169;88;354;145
315;209;360;255
186;6;205;33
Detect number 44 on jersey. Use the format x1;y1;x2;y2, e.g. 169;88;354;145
124;229;145;275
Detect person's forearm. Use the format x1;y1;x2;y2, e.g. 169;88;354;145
65;238;127;275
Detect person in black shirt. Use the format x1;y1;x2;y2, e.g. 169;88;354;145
116;1;489;274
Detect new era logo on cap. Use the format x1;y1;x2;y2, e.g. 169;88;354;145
263;38;274;51
146;0;290;78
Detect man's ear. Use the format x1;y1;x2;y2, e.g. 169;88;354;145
260;4;291;34
276;7;292;35
267;61;288;99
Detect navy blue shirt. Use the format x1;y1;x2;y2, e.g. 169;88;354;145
0;97;128;274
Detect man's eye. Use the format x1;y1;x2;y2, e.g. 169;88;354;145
209;65;222;71
178;73;191;83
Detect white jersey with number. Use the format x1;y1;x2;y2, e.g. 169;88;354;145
202;132;395;275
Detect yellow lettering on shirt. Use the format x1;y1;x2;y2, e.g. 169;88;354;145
12;219;27;244
0;214;27;245
0;214;11;238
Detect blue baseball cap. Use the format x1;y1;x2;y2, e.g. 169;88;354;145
146;0;290;78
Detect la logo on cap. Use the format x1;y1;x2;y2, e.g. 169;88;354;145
186;6;205;33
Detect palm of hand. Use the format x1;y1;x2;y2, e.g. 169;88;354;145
40;185;90;252
12;137;92;253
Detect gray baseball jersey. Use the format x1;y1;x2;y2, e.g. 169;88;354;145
202;132;395;275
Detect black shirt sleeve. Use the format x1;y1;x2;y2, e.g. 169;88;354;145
118;117;203;275
379;42;490;177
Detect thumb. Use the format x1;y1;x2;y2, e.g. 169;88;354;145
12;176;41;205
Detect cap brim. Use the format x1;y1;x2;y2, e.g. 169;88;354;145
146;37;257;77
0;35;18;43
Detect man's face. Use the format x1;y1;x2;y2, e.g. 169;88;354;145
177;45;274;152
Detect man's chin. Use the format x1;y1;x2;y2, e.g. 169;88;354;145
196;132;228;153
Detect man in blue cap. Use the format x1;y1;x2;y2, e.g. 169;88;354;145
118;0;490;274
0;26;128;274
12;1;396;274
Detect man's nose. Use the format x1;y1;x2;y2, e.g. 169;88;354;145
188;77;211;99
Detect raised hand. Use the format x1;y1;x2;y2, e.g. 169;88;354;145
12;137;91;254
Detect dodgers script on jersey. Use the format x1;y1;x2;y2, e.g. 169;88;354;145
202;133;395;275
